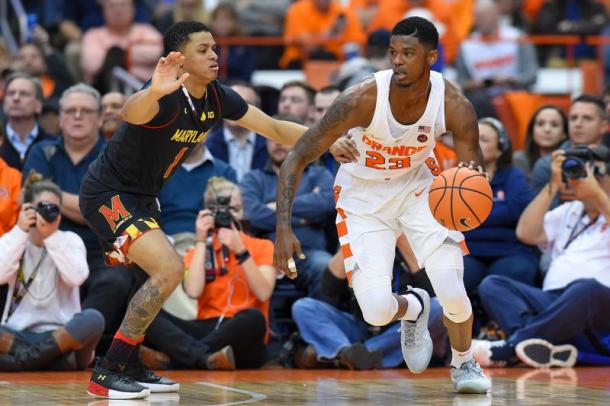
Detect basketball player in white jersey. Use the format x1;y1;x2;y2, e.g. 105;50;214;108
274;17;491;394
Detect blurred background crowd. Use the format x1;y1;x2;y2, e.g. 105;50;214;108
0;0;609;372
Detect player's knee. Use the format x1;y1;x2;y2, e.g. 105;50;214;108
440;294;472;324
360;295;397;327
156;253;184;286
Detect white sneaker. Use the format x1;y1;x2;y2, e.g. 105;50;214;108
451;359;492;394
515;338;577;368
400;288;432;374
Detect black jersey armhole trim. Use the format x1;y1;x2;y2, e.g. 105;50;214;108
140;108;180;129
211;84;222;117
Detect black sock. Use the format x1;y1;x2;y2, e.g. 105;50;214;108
105;331;142;364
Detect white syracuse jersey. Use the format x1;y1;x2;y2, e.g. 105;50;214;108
333;69;464;279
338;69;446;182
334;69;450;220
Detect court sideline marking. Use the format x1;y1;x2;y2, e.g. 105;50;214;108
196;381;267;405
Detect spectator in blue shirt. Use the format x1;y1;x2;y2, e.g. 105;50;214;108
158;142;237;251
205;82;268;182
462;118;539;291
241;114;335;297
22;83;138;354
209;3;255;83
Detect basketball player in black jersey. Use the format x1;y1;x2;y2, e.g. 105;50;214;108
80;21;313;399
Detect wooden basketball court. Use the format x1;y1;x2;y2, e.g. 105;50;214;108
0;367;608;405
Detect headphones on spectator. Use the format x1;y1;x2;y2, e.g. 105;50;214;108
479;117;511;153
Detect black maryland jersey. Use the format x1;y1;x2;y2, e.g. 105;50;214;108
87;81;248;196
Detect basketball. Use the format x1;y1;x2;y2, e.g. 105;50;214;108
428;167;493;232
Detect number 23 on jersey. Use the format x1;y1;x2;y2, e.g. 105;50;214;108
364;151;441;175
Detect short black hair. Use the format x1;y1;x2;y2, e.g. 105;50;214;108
163;21;210;55
391;17;439;50
572;94;607;120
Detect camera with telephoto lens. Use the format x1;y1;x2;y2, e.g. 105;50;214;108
35;200;60;222
209;195;235;229
561;145;610;180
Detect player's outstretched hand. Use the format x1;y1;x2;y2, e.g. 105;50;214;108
273;226;306;280
459;160;489;181
150;52;190;98
329;133;359;164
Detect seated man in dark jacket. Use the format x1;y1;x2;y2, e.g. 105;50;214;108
241;116;335;298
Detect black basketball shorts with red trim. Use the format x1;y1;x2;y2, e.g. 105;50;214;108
80;176;161;266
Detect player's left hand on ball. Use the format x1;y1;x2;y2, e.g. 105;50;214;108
459;160;489;181
273;227;305;280
330;134;359;164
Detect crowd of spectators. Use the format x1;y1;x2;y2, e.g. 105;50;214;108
0;0;609;372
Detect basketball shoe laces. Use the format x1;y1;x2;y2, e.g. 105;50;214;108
403;316;425;347
453;358;487;379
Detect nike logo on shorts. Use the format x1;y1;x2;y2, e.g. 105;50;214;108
414;187;426;197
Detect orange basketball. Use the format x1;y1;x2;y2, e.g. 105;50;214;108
428;167;493;232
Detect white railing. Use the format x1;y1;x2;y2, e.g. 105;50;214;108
0;0;27;54
110;66;144;95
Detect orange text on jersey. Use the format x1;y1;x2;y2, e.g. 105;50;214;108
362;134;428;157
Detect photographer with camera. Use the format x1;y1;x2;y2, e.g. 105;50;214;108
0;173;104;371
471;148;610;368
531;95;609;208
142;177;275;370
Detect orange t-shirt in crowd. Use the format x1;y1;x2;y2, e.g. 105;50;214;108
281;0;366;68
366;0;468;63
522;0;547;20
41;75;56;100
0;158;22;236
350;0;378;7
183;233;274;338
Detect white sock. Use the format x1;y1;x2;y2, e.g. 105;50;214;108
402;293;422;322
451;346;474;368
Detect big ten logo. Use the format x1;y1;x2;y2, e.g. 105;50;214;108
200;111;215;121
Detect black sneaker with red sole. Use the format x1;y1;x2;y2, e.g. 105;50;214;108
87;358;150;399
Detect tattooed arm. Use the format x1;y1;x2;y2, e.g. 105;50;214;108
273;80;376;277
444;80;486;172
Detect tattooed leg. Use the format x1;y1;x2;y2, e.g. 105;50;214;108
118;276;171;339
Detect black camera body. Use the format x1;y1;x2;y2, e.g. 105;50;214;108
35;201;60;223
562;145;610;180
209;195;235;229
